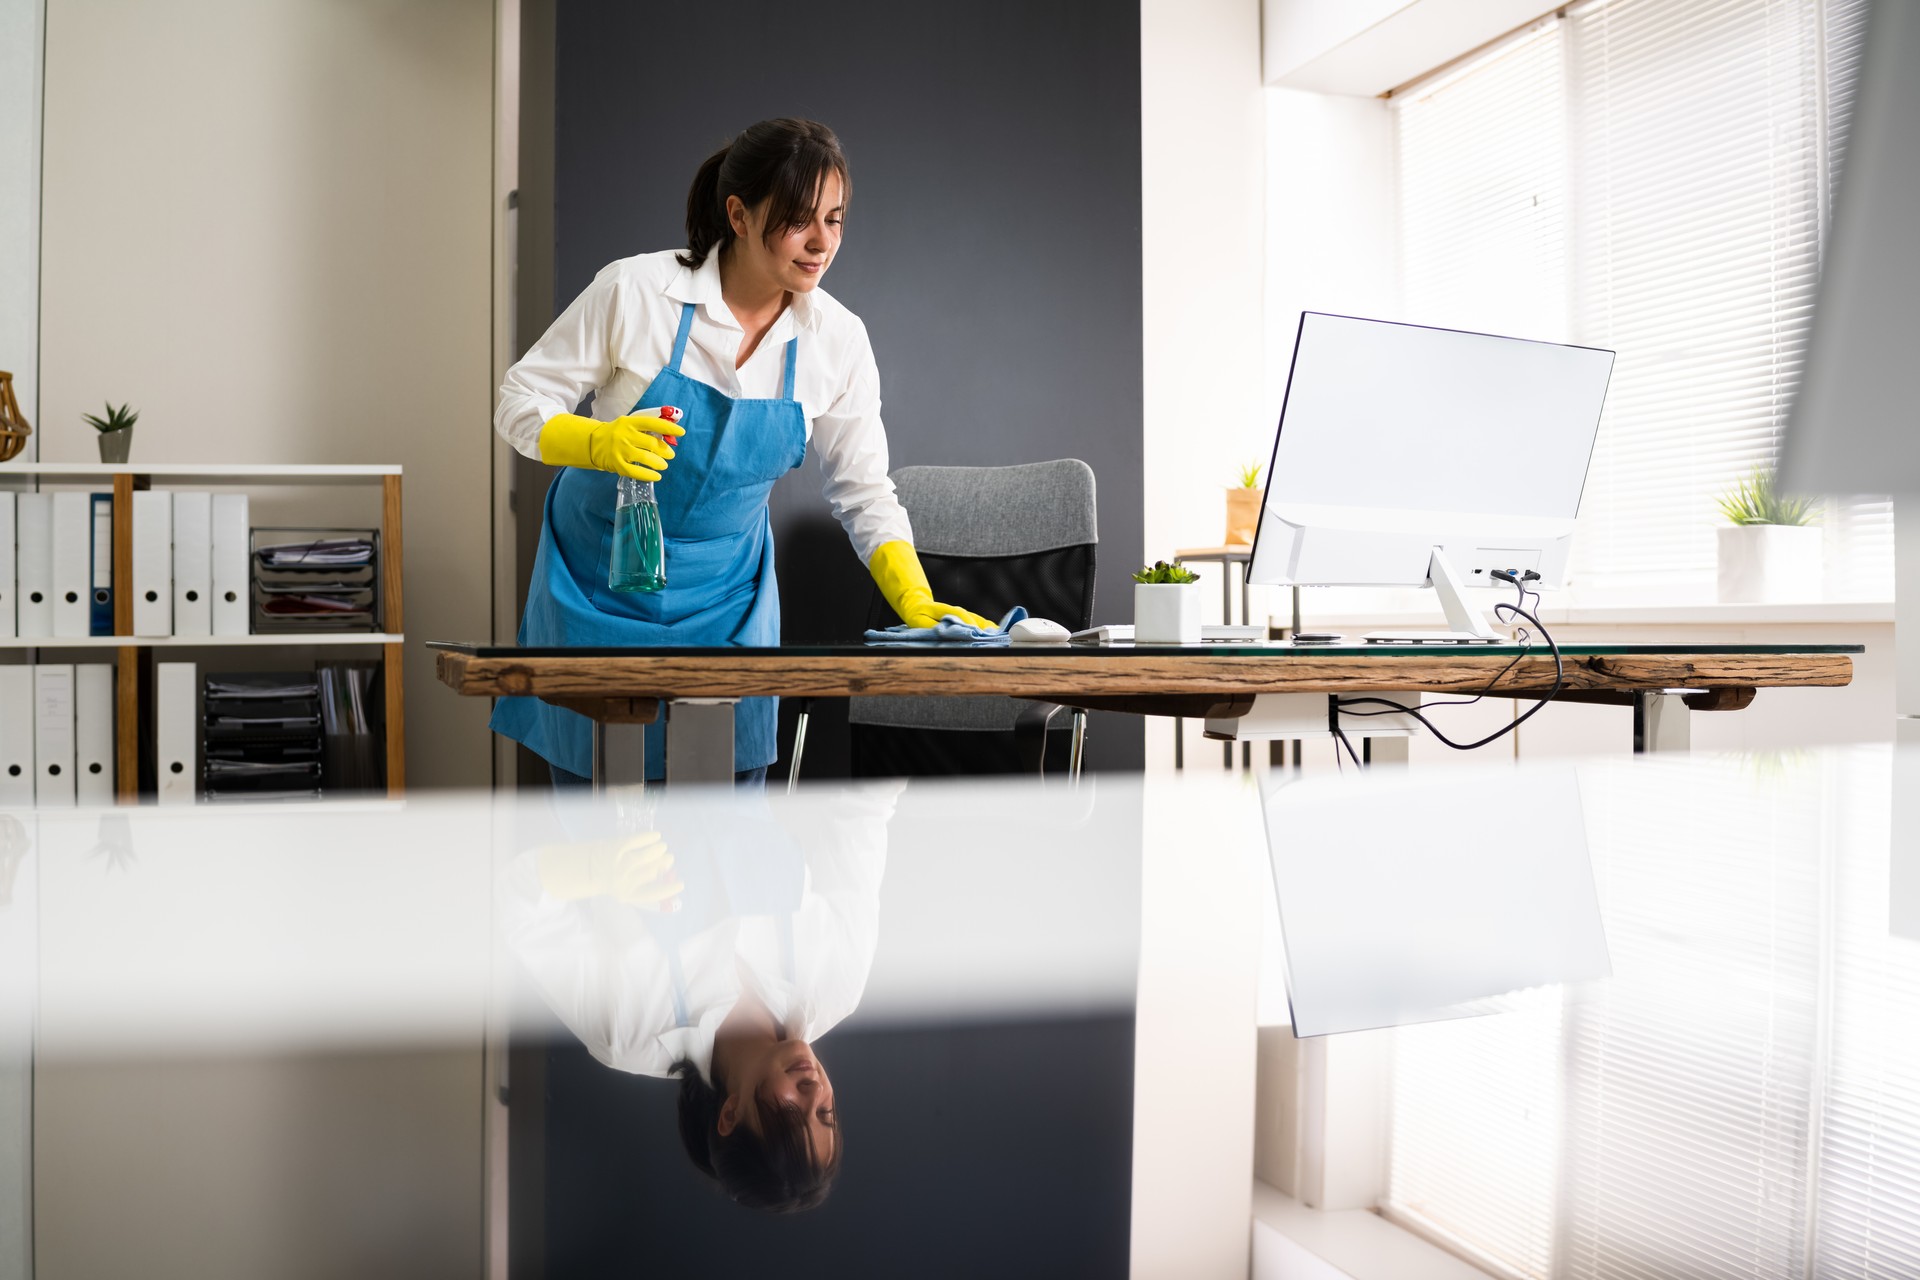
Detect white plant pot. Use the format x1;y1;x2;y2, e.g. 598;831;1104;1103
1135;582;1202;643
1716;524;1823;604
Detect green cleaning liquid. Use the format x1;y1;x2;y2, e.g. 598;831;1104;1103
609;486;666;592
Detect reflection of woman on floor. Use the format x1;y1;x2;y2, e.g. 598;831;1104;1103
502;786;892;1212
677;976;839;1211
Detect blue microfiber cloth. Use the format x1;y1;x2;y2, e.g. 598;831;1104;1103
864;606;1027;646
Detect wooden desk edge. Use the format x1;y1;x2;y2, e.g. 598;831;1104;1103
434;650;1851;719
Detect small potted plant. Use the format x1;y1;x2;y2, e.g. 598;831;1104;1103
1133;560;1202;643
1714;469;1820;603
84;401;138;464
1226;461;1264;545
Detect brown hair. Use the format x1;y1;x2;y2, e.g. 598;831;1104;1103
678;118;850;270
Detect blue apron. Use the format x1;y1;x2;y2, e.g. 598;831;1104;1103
492;302;808;778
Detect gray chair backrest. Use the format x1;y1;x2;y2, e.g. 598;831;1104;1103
891;459;1097;557
851;459;1097;733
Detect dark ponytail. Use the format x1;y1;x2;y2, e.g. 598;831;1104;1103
678;118;850;270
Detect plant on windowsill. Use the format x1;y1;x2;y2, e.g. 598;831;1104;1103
1133;560;1202;643
1226;461;1264;545
1713;469;1821;604
83;401;139;464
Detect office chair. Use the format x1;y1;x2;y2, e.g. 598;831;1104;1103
787;459;1098;787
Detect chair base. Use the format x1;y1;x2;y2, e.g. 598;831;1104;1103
787;709;1087;786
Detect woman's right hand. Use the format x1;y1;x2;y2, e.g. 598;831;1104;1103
538;409;686;481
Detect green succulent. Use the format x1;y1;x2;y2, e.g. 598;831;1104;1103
1236;461;1264;489
1716;469;1815;527
1133;560;1200;585
82;402;139;434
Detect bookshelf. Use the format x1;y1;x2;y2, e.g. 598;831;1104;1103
2;463;405;800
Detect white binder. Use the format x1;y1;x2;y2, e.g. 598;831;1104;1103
32;664;75;808
0;666;32;806
171;492;212;637
211;493;250;636
0;491;14;639
16;492;53;637
51;491;92;638
75;663;115;806
156;661;198;805
132;490;172;637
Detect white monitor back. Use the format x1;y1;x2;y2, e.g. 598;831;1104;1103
1249;313;1614;589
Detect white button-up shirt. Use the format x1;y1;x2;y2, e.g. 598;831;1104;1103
501;784;895;1084
495;247;913;562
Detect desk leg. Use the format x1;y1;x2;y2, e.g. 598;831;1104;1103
1368;737;1410;767
1239;560;1250;639
1220;567;1234;770
667;700;738;785
591;721;647;793
1633;692;1690;754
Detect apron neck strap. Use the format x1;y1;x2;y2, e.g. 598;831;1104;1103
781;337;798;400
667;302;697;372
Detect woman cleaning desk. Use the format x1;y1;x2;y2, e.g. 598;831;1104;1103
491;117;994;787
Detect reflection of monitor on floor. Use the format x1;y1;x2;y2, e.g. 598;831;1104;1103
1248;313;1615;642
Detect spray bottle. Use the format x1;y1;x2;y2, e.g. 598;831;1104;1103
608;404;681;593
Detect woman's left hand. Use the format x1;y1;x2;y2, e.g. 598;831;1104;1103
868;540;998;631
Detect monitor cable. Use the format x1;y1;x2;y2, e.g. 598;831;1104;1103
1331;572;1564;754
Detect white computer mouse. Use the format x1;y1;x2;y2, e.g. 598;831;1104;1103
1009;617;1071;644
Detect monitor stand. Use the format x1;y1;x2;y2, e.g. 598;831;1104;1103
1364;548;1503;645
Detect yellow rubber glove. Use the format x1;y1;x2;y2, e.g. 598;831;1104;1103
538;411;686;482
536;832;683;910
868;539;998;630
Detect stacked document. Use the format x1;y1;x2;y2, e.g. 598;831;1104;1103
201;671;323;802
252;531;379;632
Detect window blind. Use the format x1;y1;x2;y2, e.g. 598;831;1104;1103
1386;987;1565;1279
1384;754;1842;1280
1812;757;1920;1277
1391;0;1887;602
1395;20;1568;345
1552;758;1826;1279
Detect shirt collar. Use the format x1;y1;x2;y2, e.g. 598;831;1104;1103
665;246;823;333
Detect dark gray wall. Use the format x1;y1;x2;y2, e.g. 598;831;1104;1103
524;1016;1136;1278
519;0;1144;775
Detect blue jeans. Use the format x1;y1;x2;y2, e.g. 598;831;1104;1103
548;763;768;790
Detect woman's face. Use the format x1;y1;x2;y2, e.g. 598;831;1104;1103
726;172;844;295
720;1038;839;1167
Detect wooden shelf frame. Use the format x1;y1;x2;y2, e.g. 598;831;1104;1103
7;467;405;801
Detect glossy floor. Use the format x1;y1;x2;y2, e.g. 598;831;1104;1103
0;747;1914;1278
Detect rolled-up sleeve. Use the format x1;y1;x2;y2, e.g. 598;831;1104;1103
811;320;915;563
494;266;627;460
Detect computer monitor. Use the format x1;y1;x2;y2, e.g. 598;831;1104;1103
1248;312;1615;642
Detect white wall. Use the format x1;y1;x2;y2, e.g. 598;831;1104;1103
1263;0;1557;95
0;0;41;461
1141;0;1270;774
1263;0;1412;85
0;7;41;1272
0;826;30;1280
1147;82;1402;772
1141;0;1268;573
28;2;496;1271
36;0;496;789
1137;13;1265;1271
